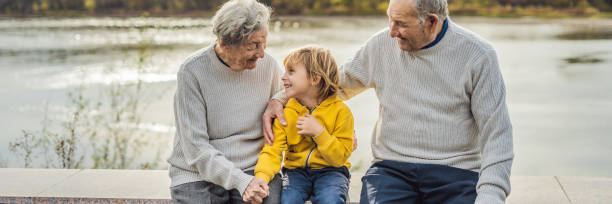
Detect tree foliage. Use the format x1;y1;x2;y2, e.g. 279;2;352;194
1;0;610;17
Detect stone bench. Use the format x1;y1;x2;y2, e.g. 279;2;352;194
2;168;611;203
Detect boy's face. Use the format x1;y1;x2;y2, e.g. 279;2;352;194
281;63;317;99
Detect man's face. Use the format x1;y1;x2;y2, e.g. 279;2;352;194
387;0;433;52
223;29;268;71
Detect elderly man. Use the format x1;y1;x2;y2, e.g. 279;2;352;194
263;0;514;203
167;0;283;204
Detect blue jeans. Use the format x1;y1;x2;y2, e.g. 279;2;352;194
170;170;281;204
281;167;350;204
360;160;479;204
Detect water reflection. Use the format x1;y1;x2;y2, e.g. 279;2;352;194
1;17;611;175
563;53;606;64
556;27;612;40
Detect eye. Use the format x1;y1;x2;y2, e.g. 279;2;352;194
246;43;257;51
392;20;409;28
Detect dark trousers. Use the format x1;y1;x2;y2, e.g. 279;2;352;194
360;160;478;204
281;167;350;204
171;170;282;204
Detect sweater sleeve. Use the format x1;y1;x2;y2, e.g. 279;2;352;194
312;106;355;167
254;118;288;184
270;59;284;100
174;68;253;195
470;50;514;204
338;34;378;100
271;90;288;105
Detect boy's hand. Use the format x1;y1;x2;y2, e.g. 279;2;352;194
296;113;324;137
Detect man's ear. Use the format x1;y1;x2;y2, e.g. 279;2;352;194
426;13;441;32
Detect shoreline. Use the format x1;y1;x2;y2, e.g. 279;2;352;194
2;15;612;26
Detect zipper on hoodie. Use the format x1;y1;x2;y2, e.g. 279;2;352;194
304;106;318;168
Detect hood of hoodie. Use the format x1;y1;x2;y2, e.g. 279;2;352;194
285;95;343;114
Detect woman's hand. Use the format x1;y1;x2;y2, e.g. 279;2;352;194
242;177;269;204
296;113;324;137
262;99;286;145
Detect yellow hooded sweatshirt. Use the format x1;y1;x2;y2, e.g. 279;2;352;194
254;96;354;184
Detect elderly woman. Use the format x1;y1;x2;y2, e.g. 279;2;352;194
167;0;282;203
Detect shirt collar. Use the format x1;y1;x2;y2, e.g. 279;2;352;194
421;18;448;50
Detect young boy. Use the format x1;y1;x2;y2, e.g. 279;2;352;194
254;46;354;204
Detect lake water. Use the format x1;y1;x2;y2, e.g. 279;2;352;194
1;16;611;175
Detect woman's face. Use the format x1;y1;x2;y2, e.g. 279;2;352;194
222;29;268;71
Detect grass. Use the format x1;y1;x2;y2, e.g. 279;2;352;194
449;5;604;18
7;35;172;170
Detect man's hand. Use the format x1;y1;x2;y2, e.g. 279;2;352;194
297;113;324;137
262;99;286;145
242;177;269;204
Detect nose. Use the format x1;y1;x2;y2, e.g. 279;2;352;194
281;71;288;81
389;22;399;38
255;45;265;58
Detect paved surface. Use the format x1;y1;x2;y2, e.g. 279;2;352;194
1;168;611;203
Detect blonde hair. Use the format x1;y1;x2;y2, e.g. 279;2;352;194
283;45;342;101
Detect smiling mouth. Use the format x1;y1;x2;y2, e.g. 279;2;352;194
284;84;291;89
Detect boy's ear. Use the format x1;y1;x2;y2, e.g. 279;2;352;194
311;75;322;85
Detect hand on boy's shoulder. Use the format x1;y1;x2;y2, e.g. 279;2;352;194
274;109;298;127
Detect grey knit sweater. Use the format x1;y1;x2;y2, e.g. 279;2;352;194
167;44;283;195
275;19;513;203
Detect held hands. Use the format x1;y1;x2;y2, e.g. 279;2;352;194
242;177;269;204
297;113;324;137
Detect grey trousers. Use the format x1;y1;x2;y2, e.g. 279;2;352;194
171;170;281;204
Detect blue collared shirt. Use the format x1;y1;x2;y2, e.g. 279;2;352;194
421;19;448;50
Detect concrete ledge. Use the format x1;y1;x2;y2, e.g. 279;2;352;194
2;168;611;203
0;168;170;200
1;197;171;204
557;176;612;204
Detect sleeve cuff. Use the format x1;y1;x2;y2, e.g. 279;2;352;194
313;129;333;147
255;172;272;184
272;91;288;105
475;184;507;204
232;170;254;196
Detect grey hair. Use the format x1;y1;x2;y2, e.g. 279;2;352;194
212;0;271;47
414;0;448;24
